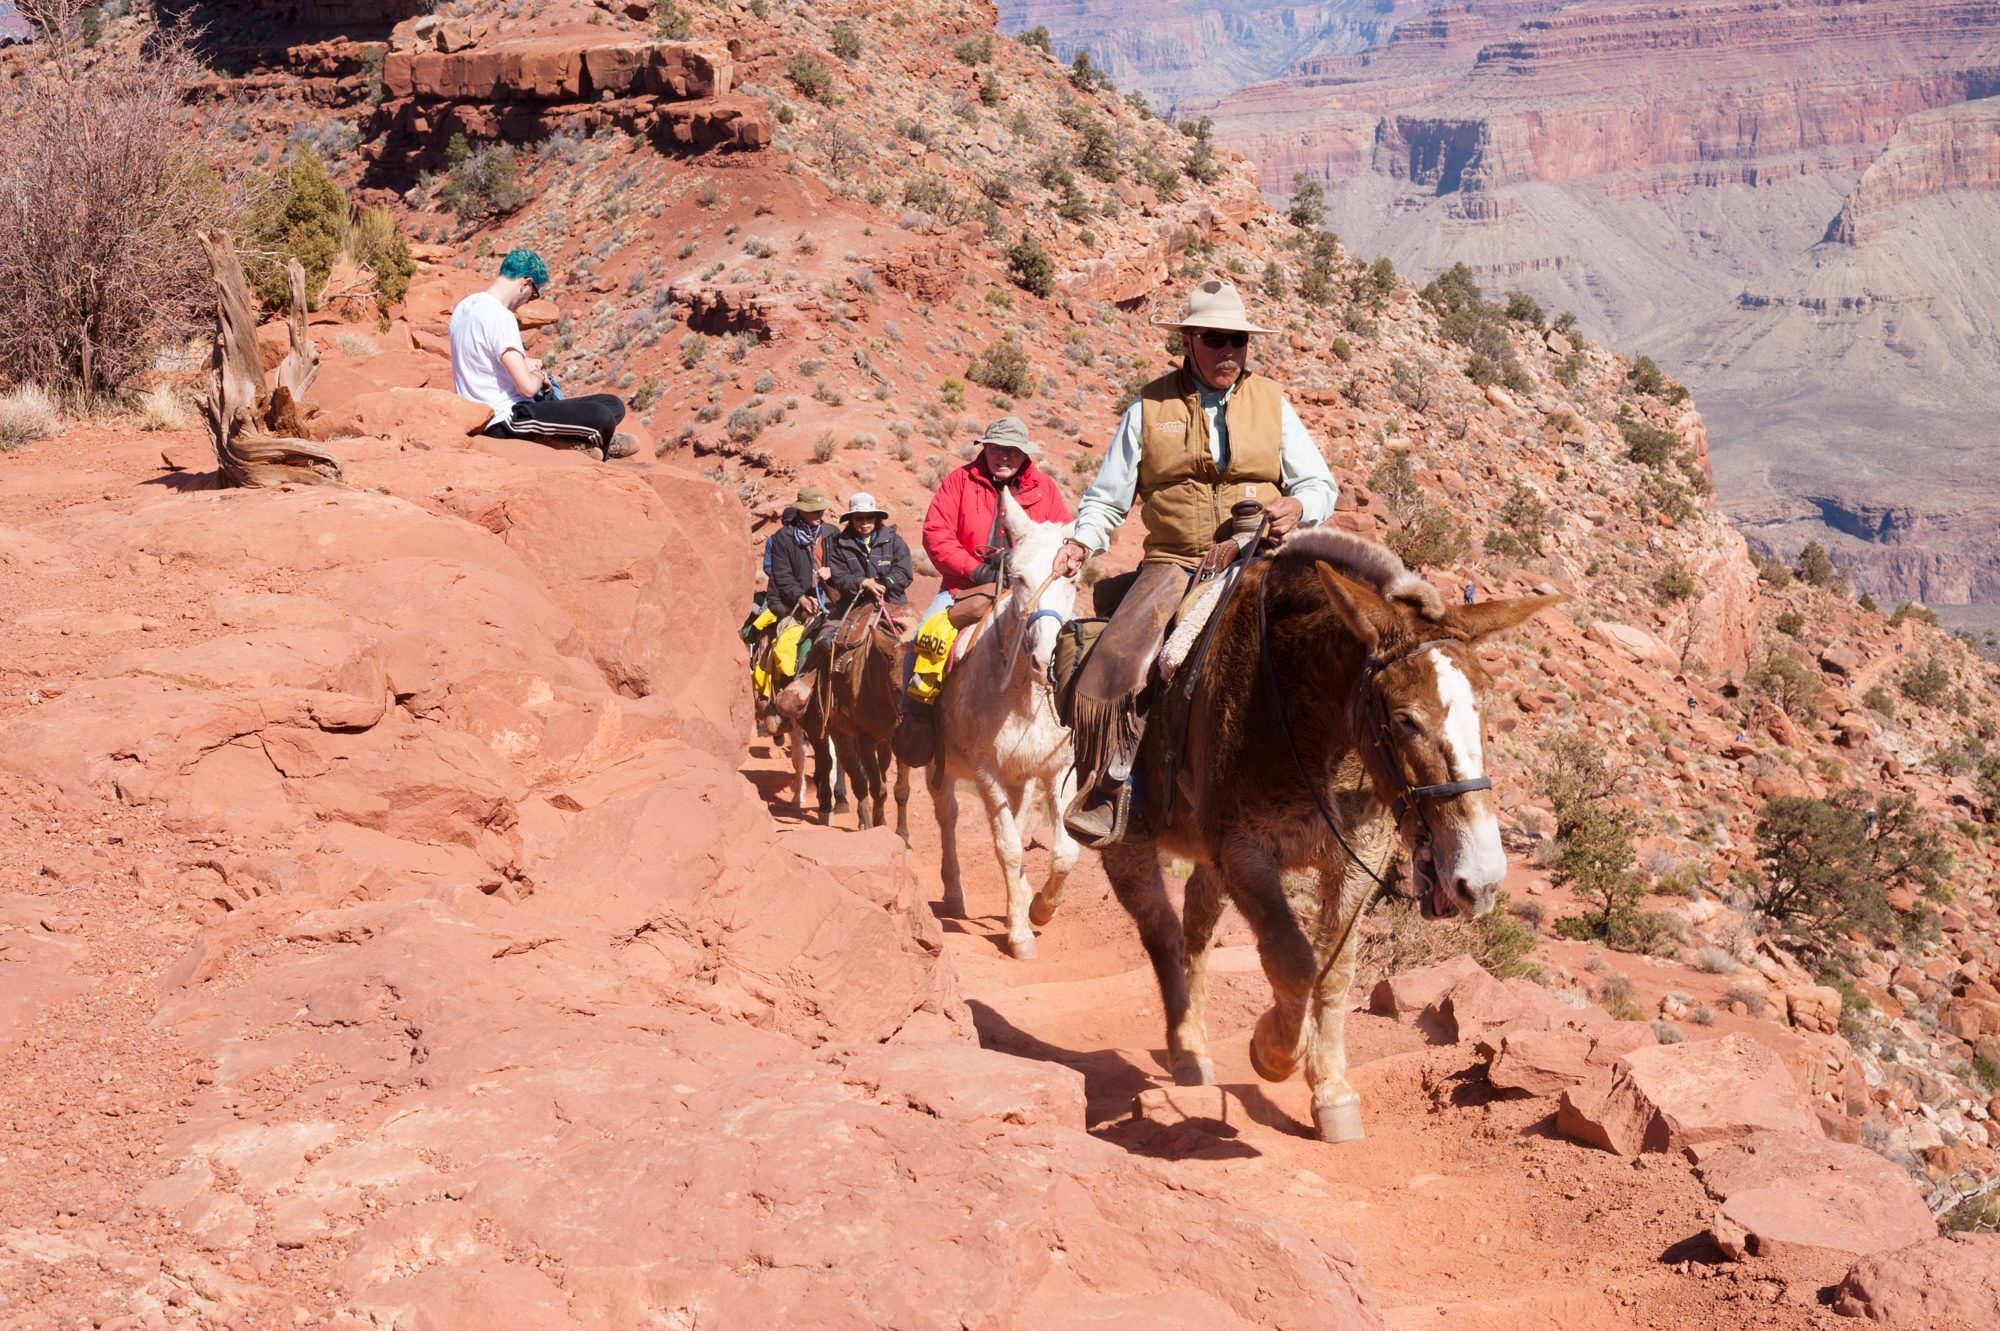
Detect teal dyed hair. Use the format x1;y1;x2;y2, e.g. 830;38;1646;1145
498;249;550;288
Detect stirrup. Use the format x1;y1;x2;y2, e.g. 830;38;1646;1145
1064;777;1135;849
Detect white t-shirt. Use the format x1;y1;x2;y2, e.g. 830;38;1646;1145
449;291;527;425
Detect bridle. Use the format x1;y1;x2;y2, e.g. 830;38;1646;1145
1254;562;1492;900
1001;567;1071;685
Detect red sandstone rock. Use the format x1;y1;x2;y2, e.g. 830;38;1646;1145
309;387;494;444
1833;1232;2000;1323
1556;1034;1824;1156
1786;984;1844;1035
1485;1023;1657;1097
1691;1130;1935;1261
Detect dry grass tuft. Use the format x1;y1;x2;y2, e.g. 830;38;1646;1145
0;384;61;449
137;383;188;432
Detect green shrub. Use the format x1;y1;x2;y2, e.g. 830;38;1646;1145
967;336;1034;396
1890;601;1939;627
953;36;993;66
1181;115;1224;185
1018;26;1052;53
1385;509;1469;570
785;54;836;102
1466;353;1501;387
1748;652;1823;721
1005;233;1055;297
438;135;532;223
830;24;862;61
1861;685;1894;716
1627;355;1689;403
656;3;693;39
1796;540;1841;588
1620;417;1680;468
247;146;345;310
1900;656;1953;707
1775;609;1805;636
1504;290;1545;327
1656;563;1696;602
1287;173;1325;230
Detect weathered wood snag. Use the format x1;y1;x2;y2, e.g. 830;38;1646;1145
199;230;344;488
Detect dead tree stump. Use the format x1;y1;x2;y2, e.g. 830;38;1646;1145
199;230;344;488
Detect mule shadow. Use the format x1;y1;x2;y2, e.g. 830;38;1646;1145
140;471;221;492
965;999;1269;1161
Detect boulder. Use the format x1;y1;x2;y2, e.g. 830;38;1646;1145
1485;1023;1658;1097
1556;1034;1823;1155
1368;954;1485;1020
1691;1131;1935;1261
1585;620;1678;669
1820;642;1862;677
1833;1233;2000;1324
309;387;494;446
1786;984;1844;1035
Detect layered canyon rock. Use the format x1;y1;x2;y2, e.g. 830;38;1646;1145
1174;0;2000;612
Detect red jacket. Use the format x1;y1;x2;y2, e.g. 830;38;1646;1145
922;458;1073;592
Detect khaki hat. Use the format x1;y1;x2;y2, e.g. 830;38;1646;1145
976;415;1041;456
792;486;830;514
1153;278;1275;334
842;491;888;522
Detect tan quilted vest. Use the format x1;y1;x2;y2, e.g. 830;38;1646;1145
1136;367;1284;568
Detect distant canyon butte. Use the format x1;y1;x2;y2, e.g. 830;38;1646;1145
1001;0;2000;631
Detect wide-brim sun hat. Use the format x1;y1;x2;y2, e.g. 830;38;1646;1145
842;491;888;522
792;485;831;514
976;415;1041;456
1152;278;1275;334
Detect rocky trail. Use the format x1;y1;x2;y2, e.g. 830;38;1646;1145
739;739;1874;1331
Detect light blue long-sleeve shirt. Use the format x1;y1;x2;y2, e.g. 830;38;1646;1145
1072;376;1339;553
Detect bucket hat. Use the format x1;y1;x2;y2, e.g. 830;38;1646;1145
976;415;1041;456
842;491;888;522
1152;278;1275;334
792;486;830;514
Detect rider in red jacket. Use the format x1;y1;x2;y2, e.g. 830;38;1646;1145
922;416;1073;596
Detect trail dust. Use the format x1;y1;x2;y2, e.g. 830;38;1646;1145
742;738;1856;1331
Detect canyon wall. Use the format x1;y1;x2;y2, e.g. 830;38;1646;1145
1177;0;2000;610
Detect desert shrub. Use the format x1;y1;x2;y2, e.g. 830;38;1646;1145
1627;355;1689;404
1484;483;1547;560
1689;1005;1716;1026
439;135;532;222
245;147;344;310
953;35;993;66
1384;509;1469;570
1594;972;1643;1022
1748;651;1822;721
1069;49;1111;91
1900;655;1953;707
1504;290;1545;327
1357;892;1540;987
0;13;234;395
1749;789;1951;957
1889;601;1939;627
1721;982;1768;1016
1775;609;1805;636
785;54;836;102
1181;115;1224;185
1287;173;1325;230
1650;1020;1685;1045
1018;25;1052;53
334;331;379;358
1620;417;1680;468
1860;685;1894;716
1655;563;1696;602
967;336;1033;396
343;205;415;311
830;24;861;61
1465;353;1501;388
1692;946;1739;975
1796;540;1841;589
136;383;188;432
810;431;837;462
655;3;693;39
1972;1052;2000;1093
0;384;61;449
1006;233;1056;297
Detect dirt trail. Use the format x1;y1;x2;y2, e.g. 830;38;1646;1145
742;738;1854;1330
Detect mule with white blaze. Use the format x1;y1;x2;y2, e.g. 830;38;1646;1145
1097;530;1557;1142
930;491;1083;959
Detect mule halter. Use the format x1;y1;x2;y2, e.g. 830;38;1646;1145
1254;568;1491;899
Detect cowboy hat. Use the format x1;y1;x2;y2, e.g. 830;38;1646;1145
792;485;831;514
841;491;888;522
975;415;1041;456
1152;278;1275;334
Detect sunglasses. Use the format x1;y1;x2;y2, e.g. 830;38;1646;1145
526;279;541;300
1196;331;1250;350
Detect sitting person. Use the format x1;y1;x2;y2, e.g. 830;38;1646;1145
449;249;637;460
826;492;913;613
919;415;1072;620
766;486;833;620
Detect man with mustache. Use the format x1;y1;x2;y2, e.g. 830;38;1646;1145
1054;279;1338;845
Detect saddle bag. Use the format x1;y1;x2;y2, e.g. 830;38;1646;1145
1050;617;1110;730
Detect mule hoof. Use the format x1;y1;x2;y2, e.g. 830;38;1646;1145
1248;1010;1298;1083
1313;1099;1365;1144
938;891;967;919
1028;891;1059;927
1007;933;1038;961
1171;1054;1216;1088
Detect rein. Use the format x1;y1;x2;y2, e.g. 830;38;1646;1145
1001;569;1069;684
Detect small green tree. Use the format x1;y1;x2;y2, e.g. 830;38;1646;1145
1900;656;1954;707
1550;806;1645;942
1287;173;1326;230
438;134;533;222
247;147;345;310
1796;540;1841;588
967;336;1033;396
1504;290;1545;327
1748;652;1823;722
1261;259;1286;300
1181;116;1223;185
1018;25;1052;53
1005;233;1055;297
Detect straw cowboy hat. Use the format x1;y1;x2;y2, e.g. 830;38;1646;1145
792;485;831;514
976;415;1042;457
1152;278;1276;335
841;491;889;522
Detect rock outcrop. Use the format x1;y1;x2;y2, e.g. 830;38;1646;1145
1833;1232;2000;1324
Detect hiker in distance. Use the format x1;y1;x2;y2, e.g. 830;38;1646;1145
449;248;638;461
1054;278;1339;845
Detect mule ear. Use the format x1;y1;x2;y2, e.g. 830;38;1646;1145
1451;593;1564;642
1000;486;1032;548
1315;563;1393;655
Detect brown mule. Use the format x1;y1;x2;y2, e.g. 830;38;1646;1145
804;600;911;840
1098;530;1558;1142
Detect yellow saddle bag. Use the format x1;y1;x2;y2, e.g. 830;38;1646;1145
906;609;958;704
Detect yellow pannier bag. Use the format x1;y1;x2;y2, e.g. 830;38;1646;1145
906;609;958;704
773;620;807;678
